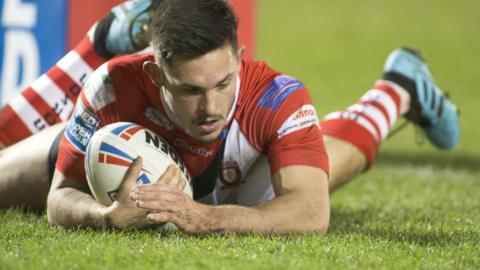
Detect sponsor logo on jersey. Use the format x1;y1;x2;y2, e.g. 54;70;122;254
277;104;320;138
219;160;244;188
173;138;213;158
65;103;99;152
258;75;304;110
144;107;173;131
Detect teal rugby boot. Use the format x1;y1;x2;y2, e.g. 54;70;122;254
382;48;460;149
94;0;153;59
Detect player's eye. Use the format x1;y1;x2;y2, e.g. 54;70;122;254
217;80;231;90
181;86;201;94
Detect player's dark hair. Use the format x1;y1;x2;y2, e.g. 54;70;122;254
150;0;239;68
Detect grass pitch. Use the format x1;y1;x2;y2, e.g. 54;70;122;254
1;0;479;269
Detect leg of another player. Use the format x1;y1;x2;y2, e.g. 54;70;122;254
323;48;460;192
0;0;152;148
320;79;411;192
0;123;66;211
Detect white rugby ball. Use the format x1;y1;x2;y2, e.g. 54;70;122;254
85;122;193;206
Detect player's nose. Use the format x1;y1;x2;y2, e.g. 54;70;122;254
198;89;218;115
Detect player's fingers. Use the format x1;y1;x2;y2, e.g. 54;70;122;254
136;198;181;213
119;157;143;196
132;190;178;202
157;164;176;184
178;177;186;191
146;212;180;225
133;181;179;193
168;166;182;187
130;182;183;202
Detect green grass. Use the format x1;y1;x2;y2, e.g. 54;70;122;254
1;0;480;269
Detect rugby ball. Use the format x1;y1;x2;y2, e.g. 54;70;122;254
85;122;193;206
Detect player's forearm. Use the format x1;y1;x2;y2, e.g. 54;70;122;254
47;173;107;228
197;191;330;234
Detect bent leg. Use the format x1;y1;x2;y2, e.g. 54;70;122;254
322;80;411;192
324;135;367;192
0;123;66;211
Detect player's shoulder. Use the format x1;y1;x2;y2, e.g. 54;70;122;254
240;59;280;87
239;59;308;110
82;53;153;112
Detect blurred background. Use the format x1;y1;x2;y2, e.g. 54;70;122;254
0;0;478;158
257;0;479;161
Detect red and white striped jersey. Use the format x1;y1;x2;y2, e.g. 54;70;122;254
56;53;329;205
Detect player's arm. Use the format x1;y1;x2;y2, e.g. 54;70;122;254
46;61;150;229
133;165;330;234
47;170;108;228
47;158;149;229
203;165;330;234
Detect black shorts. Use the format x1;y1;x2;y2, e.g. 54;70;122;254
48;129;64;183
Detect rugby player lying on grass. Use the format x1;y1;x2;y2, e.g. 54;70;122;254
0;0;459;234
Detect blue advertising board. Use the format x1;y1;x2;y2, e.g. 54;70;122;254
0;0;66;105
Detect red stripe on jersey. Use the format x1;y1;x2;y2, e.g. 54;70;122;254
360;100;392;128
79;91;95;113
0;105;32;146
99;153;106;163
21;87;62;125
321;118;379;165
46;66;82;103
56;136;87;182
374;83;401;115
74;36;105;69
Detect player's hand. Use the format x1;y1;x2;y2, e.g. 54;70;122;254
104;157;150;229
130;165;212;233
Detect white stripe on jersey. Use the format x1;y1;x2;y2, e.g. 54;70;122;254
360;89;397;126
8;95;46;133
197;119;263;205
83;64;116;112
225;75;240;123
347;103;388;139
57;50;94;86
223;119;260;172
31;75;75;121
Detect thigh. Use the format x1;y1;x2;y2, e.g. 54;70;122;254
323;135;368;192
0;122;67;211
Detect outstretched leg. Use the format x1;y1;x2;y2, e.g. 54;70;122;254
0;0;152;148
0;123;66;211
323;48;460;191
0;0;153;210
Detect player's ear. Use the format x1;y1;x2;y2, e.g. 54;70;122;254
143;61;164;87
237;46;245;60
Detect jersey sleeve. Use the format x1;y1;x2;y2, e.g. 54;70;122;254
248;74;329;176
55;63;121;183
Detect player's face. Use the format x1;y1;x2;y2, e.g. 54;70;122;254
161;44;242;143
